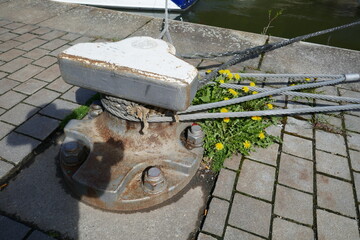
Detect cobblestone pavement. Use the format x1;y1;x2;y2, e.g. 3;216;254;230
0;17;98;239
198;105;360;239
1;11;360;240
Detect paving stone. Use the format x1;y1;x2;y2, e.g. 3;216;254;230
223;154;241;170
285;117;313;138
0;108;5;116
24;88;60;107
278;153;313;193
40;99;80;120
61;32;81;41
228;194;272;238
348;132;360;151
274;185;313;225
0;57;32;73
0;20;11;27
223;226;263;240
33;55;57;68
236;160;275;201
8;64;44;82
316;130;347;156
13;33;37;43
3;22;25;30
11;24;38;34
282;134;313;160
0;160;14;179
0;103;39;126
353;172;360;200
48;44;71;57
61;86;96;105
0;32;17;41
13;78;47;95
272;218;314;240
249;144;279;166
0;131;40;164
16;114;59;140
0;71;8;79
0;40;21;52
0;78;19;94
317;174;356;217
202;197;229;237
40;39;68;51
317;209;360;240
0;121;15;139
317;86;338;96
23;48;49;60
197;233;217;240
349;150;360;172
34;64;60;82
27;230;56;240
31;27;52;35
39;30;66;41
0;216;30;240
316;150;351;180
16;38;47;51
213;168;236;200
0;90;26;109
344;114;360;133
0;48;25;61
0;26;9;34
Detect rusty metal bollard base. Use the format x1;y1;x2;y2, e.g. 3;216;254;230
60;112;203;211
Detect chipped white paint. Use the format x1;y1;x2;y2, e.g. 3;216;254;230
62;37;198;84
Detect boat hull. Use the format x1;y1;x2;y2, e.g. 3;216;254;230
51;0;198;11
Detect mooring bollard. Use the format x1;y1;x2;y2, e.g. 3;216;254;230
58;37;204;211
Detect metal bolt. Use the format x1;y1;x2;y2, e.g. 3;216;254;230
142;167;167;194
61;140;87;167
64;141;79;153
186;125;204;148
90;104;102;110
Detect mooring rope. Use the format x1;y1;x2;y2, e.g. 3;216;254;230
195;20;360;85
158;0;173;45
101;74;360;123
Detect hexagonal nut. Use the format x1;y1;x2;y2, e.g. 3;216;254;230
187;127;204;148
60;142;87;166
143;179;166;194
89;109;103;118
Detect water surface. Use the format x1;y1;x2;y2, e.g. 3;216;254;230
180;0;360;50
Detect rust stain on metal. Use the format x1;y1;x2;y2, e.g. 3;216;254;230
59;53;190;85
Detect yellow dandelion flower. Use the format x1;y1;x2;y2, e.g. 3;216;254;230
249;82;256;87
224;97;230;101
252;91;258;95
243;140;251;149
258;132;265;139
220;108;228;113
219;79;225;84
227;73;233;79
242;86;249;93
267;103;274;109
290;84;296;86
224;69;231;75
305;77;311;81
223;117;230;123
218;70;225;74
251;116;262;121
215;143;224;151
228;89;238;96
206;69;212;73
234;74;240;80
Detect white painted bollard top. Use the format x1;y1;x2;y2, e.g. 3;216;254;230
58;36;199;111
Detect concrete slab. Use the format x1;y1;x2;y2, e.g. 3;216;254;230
130;19;264;69
40;6;152;40
0;143;208;240
261;36;360;75
0;0;75;25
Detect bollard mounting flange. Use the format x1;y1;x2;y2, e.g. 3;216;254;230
60;111;203;211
